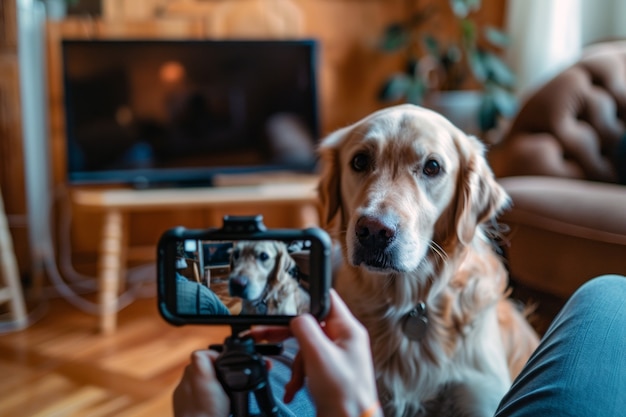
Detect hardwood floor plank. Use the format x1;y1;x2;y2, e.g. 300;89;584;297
0;295;230;417
74;395;135;417
29;385;110;417
55;359;177;401
114;392;174;417
0;357;44;391
100;336;211;379
0;373;75;416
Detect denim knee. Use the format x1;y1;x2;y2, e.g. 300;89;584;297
570;274;626;304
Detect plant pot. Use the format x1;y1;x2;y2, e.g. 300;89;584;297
424;90;482;136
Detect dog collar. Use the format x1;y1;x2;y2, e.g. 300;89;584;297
402;302;428;341
248;295;268;315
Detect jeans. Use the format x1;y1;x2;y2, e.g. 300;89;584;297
495;274;626;416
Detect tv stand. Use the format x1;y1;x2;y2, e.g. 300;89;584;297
72;178;319;334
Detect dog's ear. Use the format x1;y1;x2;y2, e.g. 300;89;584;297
228;246;235;270
454;134;511;245
272;243;297;283
317;126;350;228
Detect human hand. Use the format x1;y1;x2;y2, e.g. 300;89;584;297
173;349;230;417
249;289;381;417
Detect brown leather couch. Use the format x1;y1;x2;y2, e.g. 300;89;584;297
488;41;626;300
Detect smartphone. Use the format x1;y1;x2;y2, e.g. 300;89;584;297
157;216;332;327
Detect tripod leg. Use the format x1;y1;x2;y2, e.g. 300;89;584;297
254;382;279;417
230;391;250;417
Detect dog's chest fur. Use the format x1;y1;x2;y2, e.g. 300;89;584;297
334;240;511;417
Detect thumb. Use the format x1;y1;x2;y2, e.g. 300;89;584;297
289;314;332;361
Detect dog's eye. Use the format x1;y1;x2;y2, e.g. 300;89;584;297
423;159;442;177
232;249;240;259
351;153;371;172
259;252;269;261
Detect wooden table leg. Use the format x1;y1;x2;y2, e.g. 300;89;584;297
98;209;124;334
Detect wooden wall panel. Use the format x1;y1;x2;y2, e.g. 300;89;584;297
0;0;18;49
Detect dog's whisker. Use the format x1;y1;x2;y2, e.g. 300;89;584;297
327;227;347;242
428;241;449;264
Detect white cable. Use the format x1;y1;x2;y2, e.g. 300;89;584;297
40;184;156;315
0;298;48;335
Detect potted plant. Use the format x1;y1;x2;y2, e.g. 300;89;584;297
378;0;516;133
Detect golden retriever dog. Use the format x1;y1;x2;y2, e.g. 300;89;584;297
228;240;310;315
317;104;539;417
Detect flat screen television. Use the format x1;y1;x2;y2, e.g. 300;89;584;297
61;39;320;187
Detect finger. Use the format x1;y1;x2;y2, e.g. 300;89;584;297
191;350;218;377
326;289;355;321
325;289;360;326
245;325;293;343
175;350;229;414
173;378;191;415
289;314;332;361
284;351;305;403
321;290;363;341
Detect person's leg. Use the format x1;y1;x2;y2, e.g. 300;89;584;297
496;274;626;417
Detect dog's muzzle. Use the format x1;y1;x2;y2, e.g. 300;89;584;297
353;215;398;270
229;275;250;299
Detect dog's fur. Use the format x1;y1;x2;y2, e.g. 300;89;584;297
317;104;539;417
228;240;310;315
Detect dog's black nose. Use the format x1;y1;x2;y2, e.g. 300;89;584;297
356;216;396;249
229;275;249;297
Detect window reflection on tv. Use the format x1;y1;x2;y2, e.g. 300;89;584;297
61;39;320;187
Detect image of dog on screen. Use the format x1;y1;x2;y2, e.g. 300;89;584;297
228;240;310;316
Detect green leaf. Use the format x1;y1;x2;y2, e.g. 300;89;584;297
380;24;409;51
478;84;518;131
443;45;462;66
460;19;477;48
423;35;440;56
379;74;412;102
406;78;427;105
482;52;516;87
478;93;498;131
484;26;510;48
491;85;517;117
468;49;488;82
449;0;482;19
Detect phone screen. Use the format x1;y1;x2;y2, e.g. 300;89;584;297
157;228;331;326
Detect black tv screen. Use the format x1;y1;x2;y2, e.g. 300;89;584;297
61;39;320;187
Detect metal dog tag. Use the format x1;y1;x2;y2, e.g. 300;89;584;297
402;302;428;342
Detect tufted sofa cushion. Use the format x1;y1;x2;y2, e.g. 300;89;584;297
489;41;626;182
487;41;626;300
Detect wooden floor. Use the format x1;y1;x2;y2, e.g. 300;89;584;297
0;294;231;417
0;277;565;417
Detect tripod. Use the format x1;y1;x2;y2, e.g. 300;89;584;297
210;326;283;417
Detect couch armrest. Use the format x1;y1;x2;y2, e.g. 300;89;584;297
498;176;626;298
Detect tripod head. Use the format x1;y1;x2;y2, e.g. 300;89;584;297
210;326;282;417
